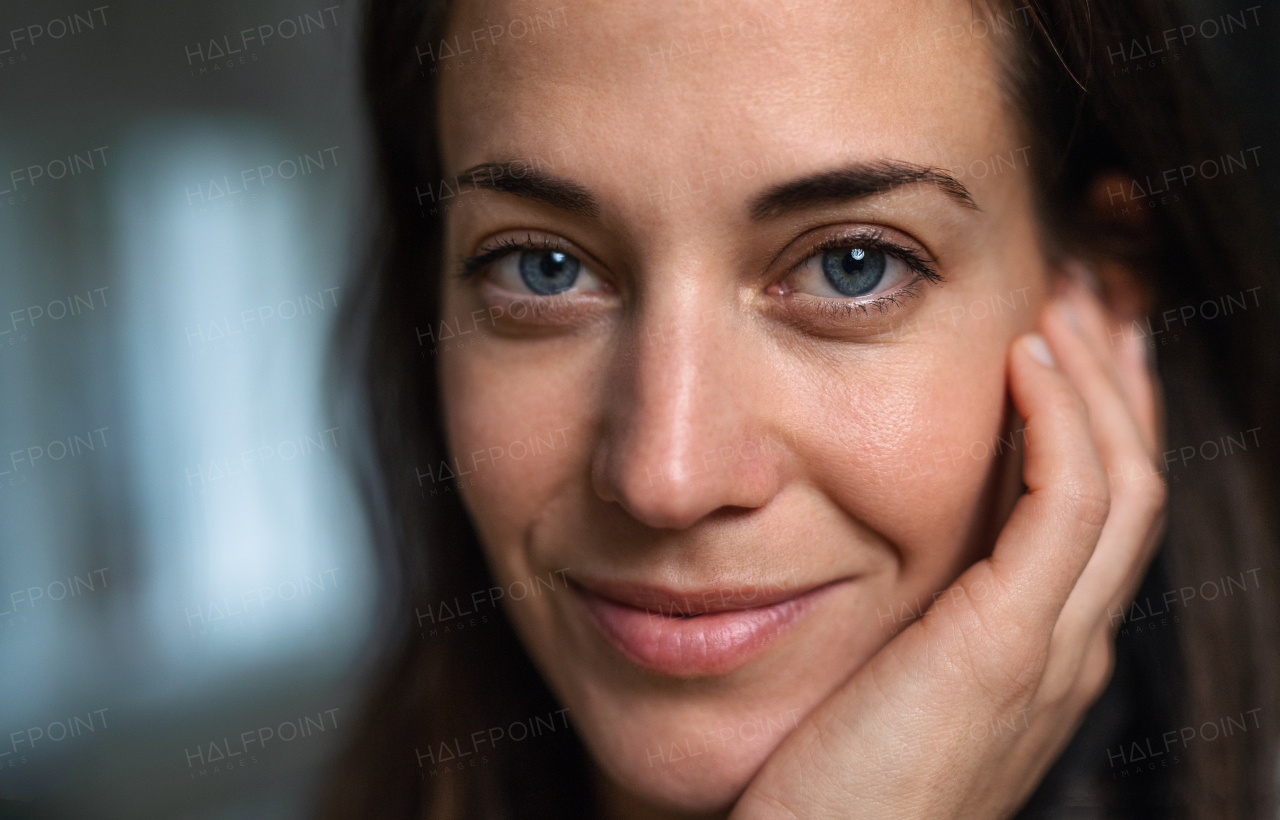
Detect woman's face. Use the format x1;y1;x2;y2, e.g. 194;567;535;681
437;0;1049;813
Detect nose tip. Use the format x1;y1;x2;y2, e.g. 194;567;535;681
592;444;763;530
591;407;786;531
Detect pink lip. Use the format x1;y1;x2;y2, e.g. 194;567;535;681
573;578;839;677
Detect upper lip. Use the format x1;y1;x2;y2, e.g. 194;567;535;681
569;574;834;616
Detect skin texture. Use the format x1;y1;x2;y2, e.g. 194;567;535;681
433;0;1165;817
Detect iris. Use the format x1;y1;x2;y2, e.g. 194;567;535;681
519;250;580;295
821;247;886;297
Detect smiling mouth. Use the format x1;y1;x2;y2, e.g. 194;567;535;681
571;577;845;677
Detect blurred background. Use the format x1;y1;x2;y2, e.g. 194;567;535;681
0;0;375;817
0;0;1276;818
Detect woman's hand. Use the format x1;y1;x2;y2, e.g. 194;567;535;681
730;279;1167;819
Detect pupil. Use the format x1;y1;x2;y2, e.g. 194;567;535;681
519;250;580;295
822;246;885;297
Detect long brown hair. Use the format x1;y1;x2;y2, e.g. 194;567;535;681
320;1;1279;817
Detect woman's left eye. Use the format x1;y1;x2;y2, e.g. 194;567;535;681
785;244;913;300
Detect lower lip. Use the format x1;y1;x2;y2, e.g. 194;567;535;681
577;586;828;677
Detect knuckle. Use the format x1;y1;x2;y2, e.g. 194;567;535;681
1044;389;1088;422
1039;638;1114;714
1144;474;1169;512
1115;471;1167;520
1036;672;1073;712
1059;480;1111;528
1081;639;1117;702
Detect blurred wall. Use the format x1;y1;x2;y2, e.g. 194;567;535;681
0;1;376;818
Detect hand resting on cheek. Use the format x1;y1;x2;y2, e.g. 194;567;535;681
730;281;1167;820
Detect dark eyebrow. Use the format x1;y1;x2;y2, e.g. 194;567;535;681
460;162;600;218
749;160;979;220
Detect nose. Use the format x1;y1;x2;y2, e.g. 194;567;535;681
591;280;787;530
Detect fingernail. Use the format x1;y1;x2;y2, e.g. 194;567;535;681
1023;333;1055;367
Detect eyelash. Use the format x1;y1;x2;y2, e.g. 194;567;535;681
458;234;570;281
456;229;944;315
792;230;944;318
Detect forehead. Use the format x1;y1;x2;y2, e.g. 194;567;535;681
437;0;1019;210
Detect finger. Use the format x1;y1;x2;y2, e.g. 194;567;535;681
1041;301;1166;639
1113;329;1161;455
987;332;1109;627
1041;298;1150;481
1055;277;1128;400
1059;281;1161;456
1056;283;1166;558
1037;620;1117;756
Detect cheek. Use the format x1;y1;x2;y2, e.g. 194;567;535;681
795;338;1013;569
438;332;597;571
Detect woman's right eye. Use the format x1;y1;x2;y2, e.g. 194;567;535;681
488;248;608;296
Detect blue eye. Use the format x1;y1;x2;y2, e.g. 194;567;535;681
519;249;581;295
820;247;886;297
468;239;609;298
783;236;928;304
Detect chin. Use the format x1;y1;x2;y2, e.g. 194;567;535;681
582;705;792;814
